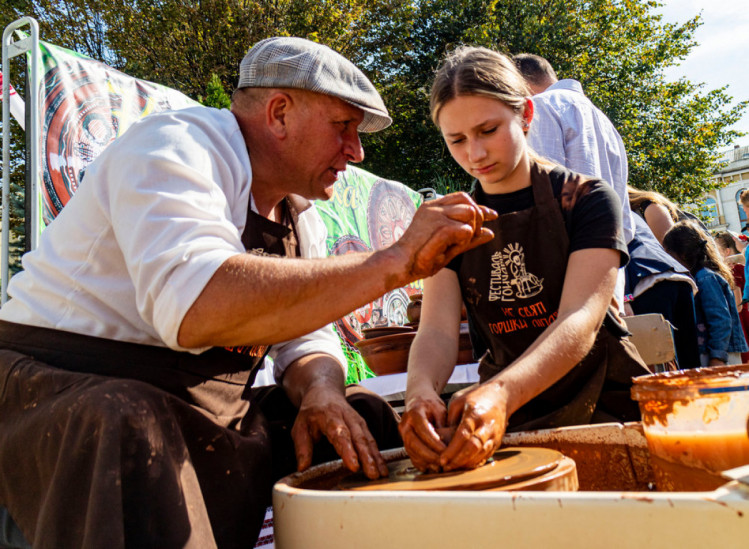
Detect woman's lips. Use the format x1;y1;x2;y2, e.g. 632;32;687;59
473;163;496;175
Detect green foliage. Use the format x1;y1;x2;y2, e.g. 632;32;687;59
362;0;746;199
1;0;745;233
198;73;231;109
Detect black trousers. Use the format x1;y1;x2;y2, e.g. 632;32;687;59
0;321;401;549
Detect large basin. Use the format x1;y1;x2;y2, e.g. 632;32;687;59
273;422;749;548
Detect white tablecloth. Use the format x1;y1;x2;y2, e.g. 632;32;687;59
359;363;479;398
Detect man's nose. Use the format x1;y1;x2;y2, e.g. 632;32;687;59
344;131;364;163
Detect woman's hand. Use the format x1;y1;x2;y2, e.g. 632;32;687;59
399;391;449;472
439;381;509;471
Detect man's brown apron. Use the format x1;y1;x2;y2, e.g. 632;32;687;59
458;163;649;431
0;196;400;549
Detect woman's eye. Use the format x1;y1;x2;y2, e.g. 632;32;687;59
450;137;466;145
482;127;497;135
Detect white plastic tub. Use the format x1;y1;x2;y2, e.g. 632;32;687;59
273;423;749;548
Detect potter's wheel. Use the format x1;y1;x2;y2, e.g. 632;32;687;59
338;447;577;492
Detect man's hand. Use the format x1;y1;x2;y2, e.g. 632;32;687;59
391;192;497;284
291;383;389;479
282;353;389;479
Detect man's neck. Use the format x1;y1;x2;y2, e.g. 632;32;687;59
251;184;286;222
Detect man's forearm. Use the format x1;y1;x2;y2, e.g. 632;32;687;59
178;193;496;349
178;248;404;348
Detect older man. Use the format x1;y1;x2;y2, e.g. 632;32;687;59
0;37;494;548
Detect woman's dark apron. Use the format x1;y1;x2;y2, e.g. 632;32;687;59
458;163;649;432
0;196;400;549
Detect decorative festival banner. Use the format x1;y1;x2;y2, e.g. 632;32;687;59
315;166;423;379
35;40;198;226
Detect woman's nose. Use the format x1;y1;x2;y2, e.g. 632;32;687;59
467;139;487;163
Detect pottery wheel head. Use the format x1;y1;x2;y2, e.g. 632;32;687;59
337;447;564;491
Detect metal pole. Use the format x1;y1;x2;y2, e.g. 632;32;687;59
2;16;39;305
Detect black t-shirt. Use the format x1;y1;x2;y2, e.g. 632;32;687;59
448;166;629;271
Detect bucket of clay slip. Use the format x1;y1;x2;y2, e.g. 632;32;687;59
631;365;749;491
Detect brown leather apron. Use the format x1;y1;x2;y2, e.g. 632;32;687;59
459;162;649;431
0;195;401;548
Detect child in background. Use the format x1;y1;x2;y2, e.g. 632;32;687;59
713;231;749;363
663;222;748;366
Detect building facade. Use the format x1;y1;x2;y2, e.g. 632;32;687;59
701;144;749;234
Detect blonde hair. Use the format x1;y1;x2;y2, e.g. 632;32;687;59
430;46;531;127
430;46;556;169
627;186;680;221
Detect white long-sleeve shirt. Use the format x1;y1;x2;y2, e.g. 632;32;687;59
528;79;635;244
0;106;346;381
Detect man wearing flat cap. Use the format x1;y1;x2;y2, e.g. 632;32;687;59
0;37;494;547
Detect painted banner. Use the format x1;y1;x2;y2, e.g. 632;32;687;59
35;40;198;226
315;166;423;380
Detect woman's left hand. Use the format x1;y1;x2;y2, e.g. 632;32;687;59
439;382;509;471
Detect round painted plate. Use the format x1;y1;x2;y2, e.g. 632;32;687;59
338;447;563;491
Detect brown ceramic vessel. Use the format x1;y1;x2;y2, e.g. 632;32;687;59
356;322;474;376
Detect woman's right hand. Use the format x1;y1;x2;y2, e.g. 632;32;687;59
399;391;449;472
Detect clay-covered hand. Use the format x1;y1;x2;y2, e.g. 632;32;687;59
399;392;450;472
439;382;509;471
393;192;497;283
291;384;389;479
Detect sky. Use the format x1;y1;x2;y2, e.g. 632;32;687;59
656;0;749;150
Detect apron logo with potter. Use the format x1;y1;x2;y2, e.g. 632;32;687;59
489;243;544;302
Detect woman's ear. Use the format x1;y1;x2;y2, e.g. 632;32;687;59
522;98;534;133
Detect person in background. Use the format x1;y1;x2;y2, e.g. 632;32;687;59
624;214;700;369
738;189;749;306
663;222;748;367
513;53;634;310
713;231;749;363
628;186;708;245
0;37;495;548
400;46;649;474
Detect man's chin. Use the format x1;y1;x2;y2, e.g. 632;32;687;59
317;185;336;202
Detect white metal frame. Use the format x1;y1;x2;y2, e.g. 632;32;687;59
2;16;41;305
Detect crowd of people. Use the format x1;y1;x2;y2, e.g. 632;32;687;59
0;34;744;548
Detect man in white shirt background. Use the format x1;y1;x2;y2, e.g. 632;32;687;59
514;53;635;309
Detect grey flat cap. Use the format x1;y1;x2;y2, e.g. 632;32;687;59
238;36;391;133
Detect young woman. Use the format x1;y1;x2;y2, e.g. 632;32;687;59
663;223;749;367
399;46;649;474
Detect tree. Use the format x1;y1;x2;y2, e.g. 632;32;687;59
199;73;232;109
1;0;745;212
361;0;745;200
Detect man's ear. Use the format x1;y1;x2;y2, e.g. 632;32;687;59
266;91;293;139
